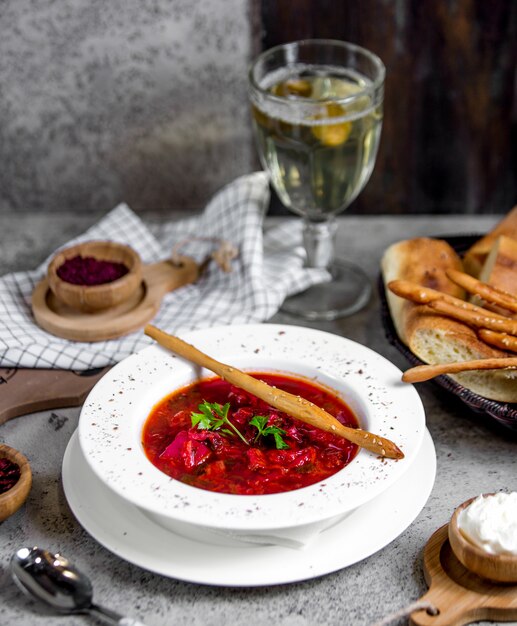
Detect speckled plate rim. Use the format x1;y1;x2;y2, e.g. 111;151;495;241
78;323;426;531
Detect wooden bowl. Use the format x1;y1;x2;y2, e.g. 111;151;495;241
47;241;142;312
0;444;32;522
449;494;517;583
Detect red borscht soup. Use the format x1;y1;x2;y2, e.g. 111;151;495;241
142;373;359;495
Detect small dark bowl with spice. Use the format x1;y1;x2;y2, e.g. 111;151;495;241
0;444;32;522
47;241;143;312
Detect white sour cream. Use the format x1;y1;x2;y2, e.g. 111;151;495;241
457;492;517;556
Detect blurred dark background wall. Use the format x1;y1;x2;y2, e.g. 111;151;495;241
0;0;515;216
258;0;517;215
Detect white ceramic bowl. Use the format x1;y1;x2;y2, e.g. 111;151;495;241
78;324;426;542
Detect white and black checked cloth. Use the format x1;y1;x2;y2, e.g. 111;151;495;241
0;173;328;370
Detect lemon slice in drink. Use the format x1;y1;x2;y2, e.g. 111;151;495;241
272;79;312;98
312;102;352;146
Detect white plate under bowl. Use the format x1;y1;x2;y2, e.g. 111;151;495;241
63;429;436;586
78;324;426;534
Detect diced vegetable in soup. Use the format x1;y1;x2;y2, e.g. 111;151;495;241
142;373;359;495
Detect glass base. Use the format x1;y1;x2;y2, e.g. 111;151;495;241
281;259;371;321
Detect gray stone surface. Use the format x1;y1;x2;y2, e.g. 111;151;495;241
0;0;254;214
0;214;516;626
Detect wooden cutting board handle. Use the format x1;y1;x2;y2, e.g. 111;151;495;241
0;367;109;424
410;525;517;626
32;256;200;342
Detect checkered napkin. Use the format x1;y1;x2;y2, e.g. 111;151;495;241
0;173;328;370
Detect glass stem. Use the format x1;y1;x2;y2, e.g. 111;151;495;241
302;217;337;269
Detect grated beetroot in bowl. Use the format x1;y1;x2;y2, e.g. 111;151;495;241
57;255;129;286
0;457;21;494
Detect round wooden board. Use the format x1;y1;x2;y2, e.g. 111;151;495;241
31;257;199;342
410;525;517;626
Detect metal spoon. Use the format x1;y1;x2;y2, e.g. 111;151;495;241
11;546;147;625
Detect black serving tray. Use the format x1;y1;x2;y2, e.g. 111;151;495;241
379;234;517;432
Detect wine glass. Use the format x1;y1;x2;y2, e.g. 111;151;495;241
249;39;385;320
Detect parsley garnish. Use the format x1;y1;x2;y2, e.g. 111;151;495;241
191;401;249;445
250;415;289;450
191;401;290;450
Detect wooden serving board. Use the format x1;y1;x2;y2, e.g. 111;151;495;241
0;367;109;425
31;256;199;342
410;525;517;626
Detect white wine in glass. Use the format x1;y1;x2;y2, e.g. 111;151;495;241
249;40;385;320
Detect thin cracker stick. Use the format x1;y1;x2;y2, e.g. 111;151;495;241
428;299;517;336
145;324;404;459
446;269;517;314
387;280;504;316
479;329;517;354
402;358;517;383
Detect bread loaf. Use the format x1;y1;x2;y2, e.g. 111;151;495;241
463;206;517;277
478;235;517;296
381;238;465;343
381;237;517;403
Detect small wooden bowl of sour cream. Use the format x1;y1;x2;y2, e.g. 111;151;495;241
47;241;142;313
449;493;517;583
